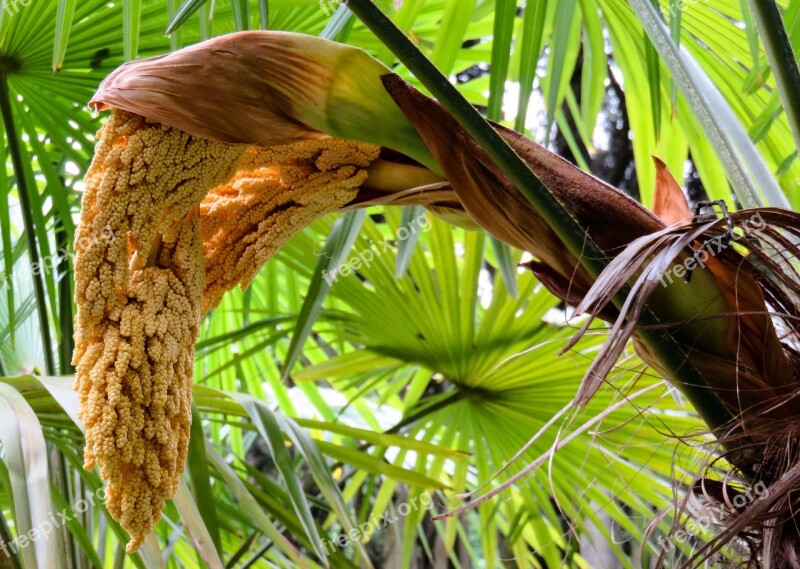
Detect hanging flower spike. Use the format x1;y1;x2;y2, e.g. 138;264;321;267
74;111;243;552
75;32;464;551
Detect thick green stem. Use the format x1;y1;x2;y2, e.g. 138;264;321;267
0;75;56;375
745;0;800;155
345;0;737;436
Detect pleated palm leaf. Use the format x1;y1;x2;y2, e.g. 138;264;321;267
285;211;705;567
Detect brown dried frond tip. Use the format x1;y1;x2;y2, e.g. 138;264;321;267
200;139;380;312
73;110;243;552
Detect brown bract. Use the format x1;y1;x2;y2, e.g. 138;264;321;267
87;30;439;174
381;74;664;310
89;31;329;147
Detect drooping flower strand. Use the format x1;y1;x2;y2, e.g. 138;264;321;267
73;110;243;552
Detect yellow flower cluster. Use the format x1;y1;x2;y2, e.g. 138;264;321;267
74;110;382;551
73;110;243;552
200;140;380;311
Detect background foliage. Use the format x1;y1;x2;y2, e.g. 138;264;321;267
0;0;796;567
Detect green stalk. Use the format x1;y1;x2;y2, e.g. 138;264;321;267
48;443;78;569
486;0;520;298
515;0;547;133
258;0;268;30
345;0;736;435
0;75;56;375
745;0;800;155
486;0;515;121
55;215;73;375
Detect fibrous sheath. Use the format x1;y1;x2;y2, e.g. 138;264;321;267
73;110;244;552
74;109;382;551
